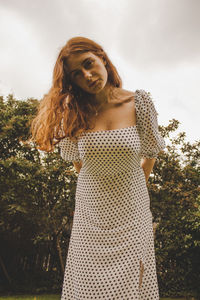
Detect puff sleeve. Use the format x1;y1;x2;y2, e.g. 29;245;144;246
135;89;166;159
58;136;81;163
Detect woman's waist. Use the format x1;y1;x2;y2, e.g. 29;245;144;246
78;164;143;179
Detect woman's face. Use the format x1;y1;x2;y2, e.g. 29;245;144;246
66;51;108;94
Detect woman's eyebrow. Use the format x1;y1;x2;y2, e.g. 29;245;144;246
69;57;91;75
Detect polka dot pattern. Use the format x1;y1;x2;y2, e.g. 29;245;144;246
58;89;166;299
135;89;166;159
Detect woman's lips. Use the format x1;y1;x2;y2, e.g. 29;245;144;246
89;79;99;87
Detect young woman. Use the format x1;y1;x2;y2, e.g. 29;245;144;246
31;36;166;300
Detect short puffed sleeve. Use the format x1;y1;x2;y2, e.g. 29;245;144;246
58;136;81;163
135;89;166;159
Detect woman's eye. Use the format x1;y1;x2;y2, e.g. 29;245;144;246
72;60;93;79
85;60;93;68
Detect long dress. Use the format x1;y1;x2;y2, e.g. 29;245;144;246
58;89;166;300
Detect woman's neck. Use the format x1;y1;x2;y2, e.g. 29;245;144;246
92;84;117;108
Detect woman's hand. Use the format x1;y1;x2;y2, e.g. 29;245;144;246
141;157;156;183
73;160;83;174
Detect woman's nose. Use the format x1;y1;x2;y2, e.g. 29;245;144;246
82;69;92;79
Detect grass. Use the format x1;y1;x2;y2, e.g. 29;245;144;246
0;296;60;300
0;296;186;300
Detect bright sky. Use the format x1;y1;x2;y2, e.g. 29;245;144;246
0;0;199;143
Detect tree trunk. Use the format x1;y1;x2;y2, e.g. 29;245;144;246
56;234;65;274
0;255;12;284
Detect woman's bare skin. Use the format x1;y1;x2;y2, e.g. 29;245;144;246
87;88;136;132
73;87;155;182
73;88;135;172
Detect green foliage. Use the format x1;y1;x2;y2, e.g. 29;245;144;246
0;95;199;297
149;120;200;298
0;95;78;293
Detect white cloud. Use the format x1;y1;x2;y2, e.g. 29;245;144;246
0;0;199;142
117;0;200;68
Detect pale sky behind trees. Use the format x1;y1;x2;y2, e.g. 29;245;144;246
0;0;199;143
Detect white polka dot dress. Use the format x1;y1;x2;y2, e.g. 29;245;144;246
58;89;166;300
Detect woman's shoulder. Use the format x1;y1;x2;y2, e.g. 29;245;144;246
114;87;150;101
110;87;153;106
117;87;135;97
134;89;154;106
111;87;135;104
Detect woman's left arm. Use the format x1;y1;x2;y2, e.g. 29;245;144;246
141;157;156;183
135;90;166;182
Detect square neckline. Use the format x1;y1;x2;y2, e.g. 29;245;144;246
82;90;139;135
83;125;137;135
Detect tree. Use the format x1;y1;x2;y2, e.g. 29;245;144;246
0;95;199;297
149;119;200;298
0;95;78;293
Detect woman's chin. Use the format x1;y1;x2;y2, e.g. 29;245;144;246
88;82;106;94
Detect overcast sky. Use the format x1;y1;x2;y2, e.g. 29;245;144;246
0;0;199;143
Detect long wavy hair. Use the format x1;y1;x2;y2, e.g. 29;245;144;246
31;36;122;152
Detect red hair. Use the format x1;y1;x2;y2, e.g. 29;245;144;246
31;36;122;151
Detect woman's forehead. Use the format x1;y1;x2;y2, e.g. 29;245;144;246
68;52;95;63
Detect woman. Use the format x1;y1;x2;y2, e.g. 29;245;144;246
31;36;166;299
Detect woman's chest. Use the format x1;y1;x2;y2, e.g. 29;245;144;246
77;127;142;173
78;127;141;159
89;97;136;132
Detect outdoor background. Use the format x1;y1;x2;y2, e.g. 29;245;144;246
0;0;199;299
0;0;200;144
